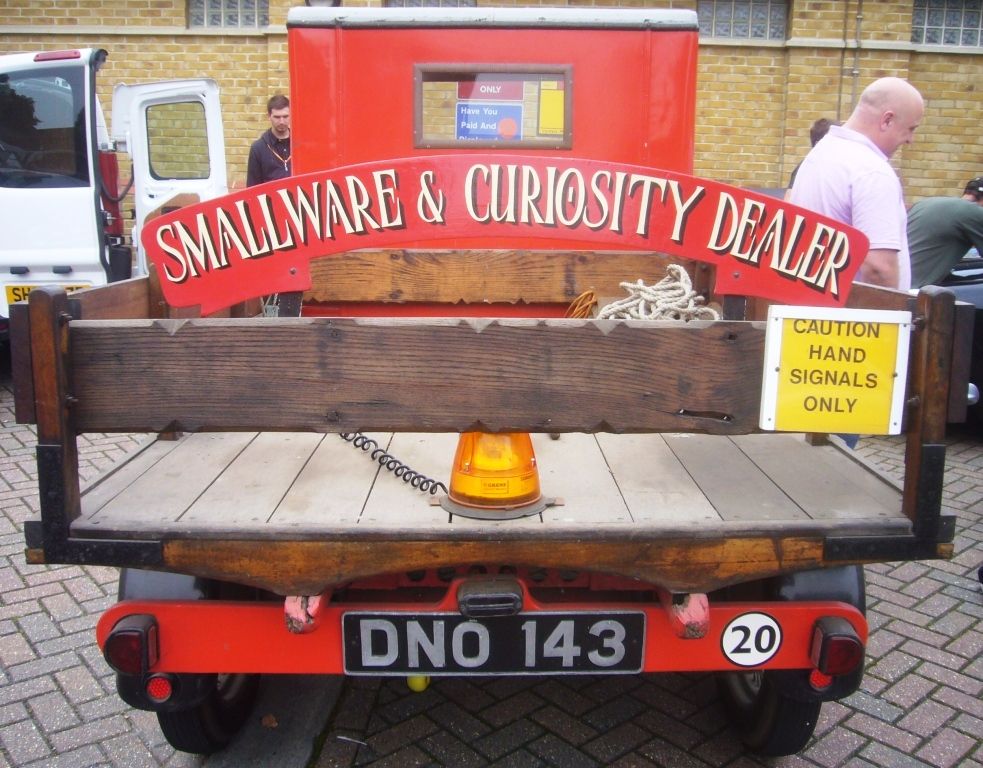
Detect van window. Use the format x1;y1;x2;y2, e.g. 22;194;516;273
0;66;88;188
146;101;211;180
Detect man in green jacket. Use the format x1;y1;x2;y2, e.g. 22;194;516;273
908;176;983;287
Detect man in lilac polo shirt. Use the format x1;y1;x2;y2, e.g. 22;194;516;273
789;77;924;291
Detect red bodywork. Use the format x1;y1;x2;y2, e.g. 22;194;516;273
98;582;867;676
289;27;698;172
288;20;697;253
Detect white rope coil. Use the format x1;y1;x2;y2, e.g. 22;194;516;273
597;265;720;321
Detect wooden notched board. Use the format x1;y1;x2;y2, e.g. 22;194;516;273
66;316;765;435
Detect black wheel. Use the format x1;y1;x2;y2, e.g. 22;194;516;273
156;673;260;754
717;670;821;756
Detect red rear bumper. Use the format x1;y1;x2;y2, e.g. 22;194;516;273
97;585;866;677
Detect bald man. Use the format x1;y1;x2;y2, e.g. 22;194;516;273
789;77;924;290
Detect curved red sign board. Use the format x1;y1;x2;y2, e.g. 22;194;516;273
143;154;868;315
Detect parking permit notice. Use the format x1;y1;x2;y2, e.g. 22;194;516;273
759;306;911;435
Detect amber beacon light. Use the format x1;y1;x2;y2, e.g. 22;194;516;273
442;432;547;520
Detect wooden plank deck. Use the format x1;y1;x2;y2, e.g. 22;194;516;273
74;431;909;541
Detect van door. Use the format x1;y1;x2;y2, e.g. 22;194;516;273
112;79;227;276
0;49;106;326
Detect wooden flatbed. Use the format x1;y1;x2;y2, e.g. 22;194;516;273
66;428;910;595
13;250;966;596
77;431;905;540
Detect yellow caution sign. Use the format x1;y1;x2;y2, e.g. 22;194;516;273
759;306;911;435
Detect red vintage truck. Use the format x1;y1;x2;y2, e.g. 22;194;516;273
13;6;972;759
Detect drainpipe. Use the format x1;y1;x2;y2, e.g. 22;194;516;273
837;1;849;121
850;0;864;109
837;0;864;120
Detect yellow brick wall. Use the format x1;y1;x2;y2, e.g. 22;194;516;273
1;0;980;203
0;0;186;27
787;1;845;39
696;47;787;187
906;53;982;201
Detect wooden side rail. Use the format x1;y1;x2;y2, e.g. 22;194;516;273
65;315;763;434
843;283;971;427
747;283;973;425
12;270;260;424
11;277;156;422
902;287;956;539
823;286;958;562
25;287;162;566
12;250;707;424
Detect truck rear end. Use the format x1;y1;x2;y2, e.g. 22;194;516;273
14;7;967;759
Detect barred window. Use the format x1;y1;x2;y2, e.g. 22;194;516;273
189;0;269;28
912;0;982;46
697;0;788;41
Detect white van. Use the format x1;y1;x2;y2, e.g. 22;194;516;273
0;48;226;336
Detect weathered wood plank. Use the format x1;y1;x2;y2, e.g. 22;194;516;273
28;288;83;550
947;301;974;424
180;432;324;527
10;302;36;424
79;432;256;531
903;287;955;539
76;430;910;540
596;433;719;523
67;317;764;434
662;434;807;522
305;250;710;305
80;437;182;519
270;433;386;527
162;535;832;595
731;433;902;520
71;276;151;320
746;283;915;322
358;433;457;529
537;433;633;525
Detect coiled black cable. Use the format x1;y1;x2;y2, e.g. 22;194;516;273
340;433;448;495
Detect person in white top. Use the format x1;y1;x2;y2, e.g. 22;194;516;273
789;77;924;291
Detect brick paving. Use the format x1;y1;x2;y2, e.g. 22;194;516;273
0;366;200;768
0;357;980;767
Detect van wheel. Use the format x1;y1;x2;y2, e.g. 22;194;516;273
717;670;821;756
157;673;260;754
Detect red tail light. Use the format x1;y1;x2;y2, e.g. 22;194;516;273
810;616;864;676
145;675;174;703
103;614;159;676
808;668;834;690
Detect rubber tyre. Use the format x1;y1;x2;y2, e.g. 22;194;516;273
717;670;821;756
156;673;260;755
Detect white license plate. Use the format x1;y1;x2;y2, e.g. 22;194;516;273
6;283;89;304
343;611;645;675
